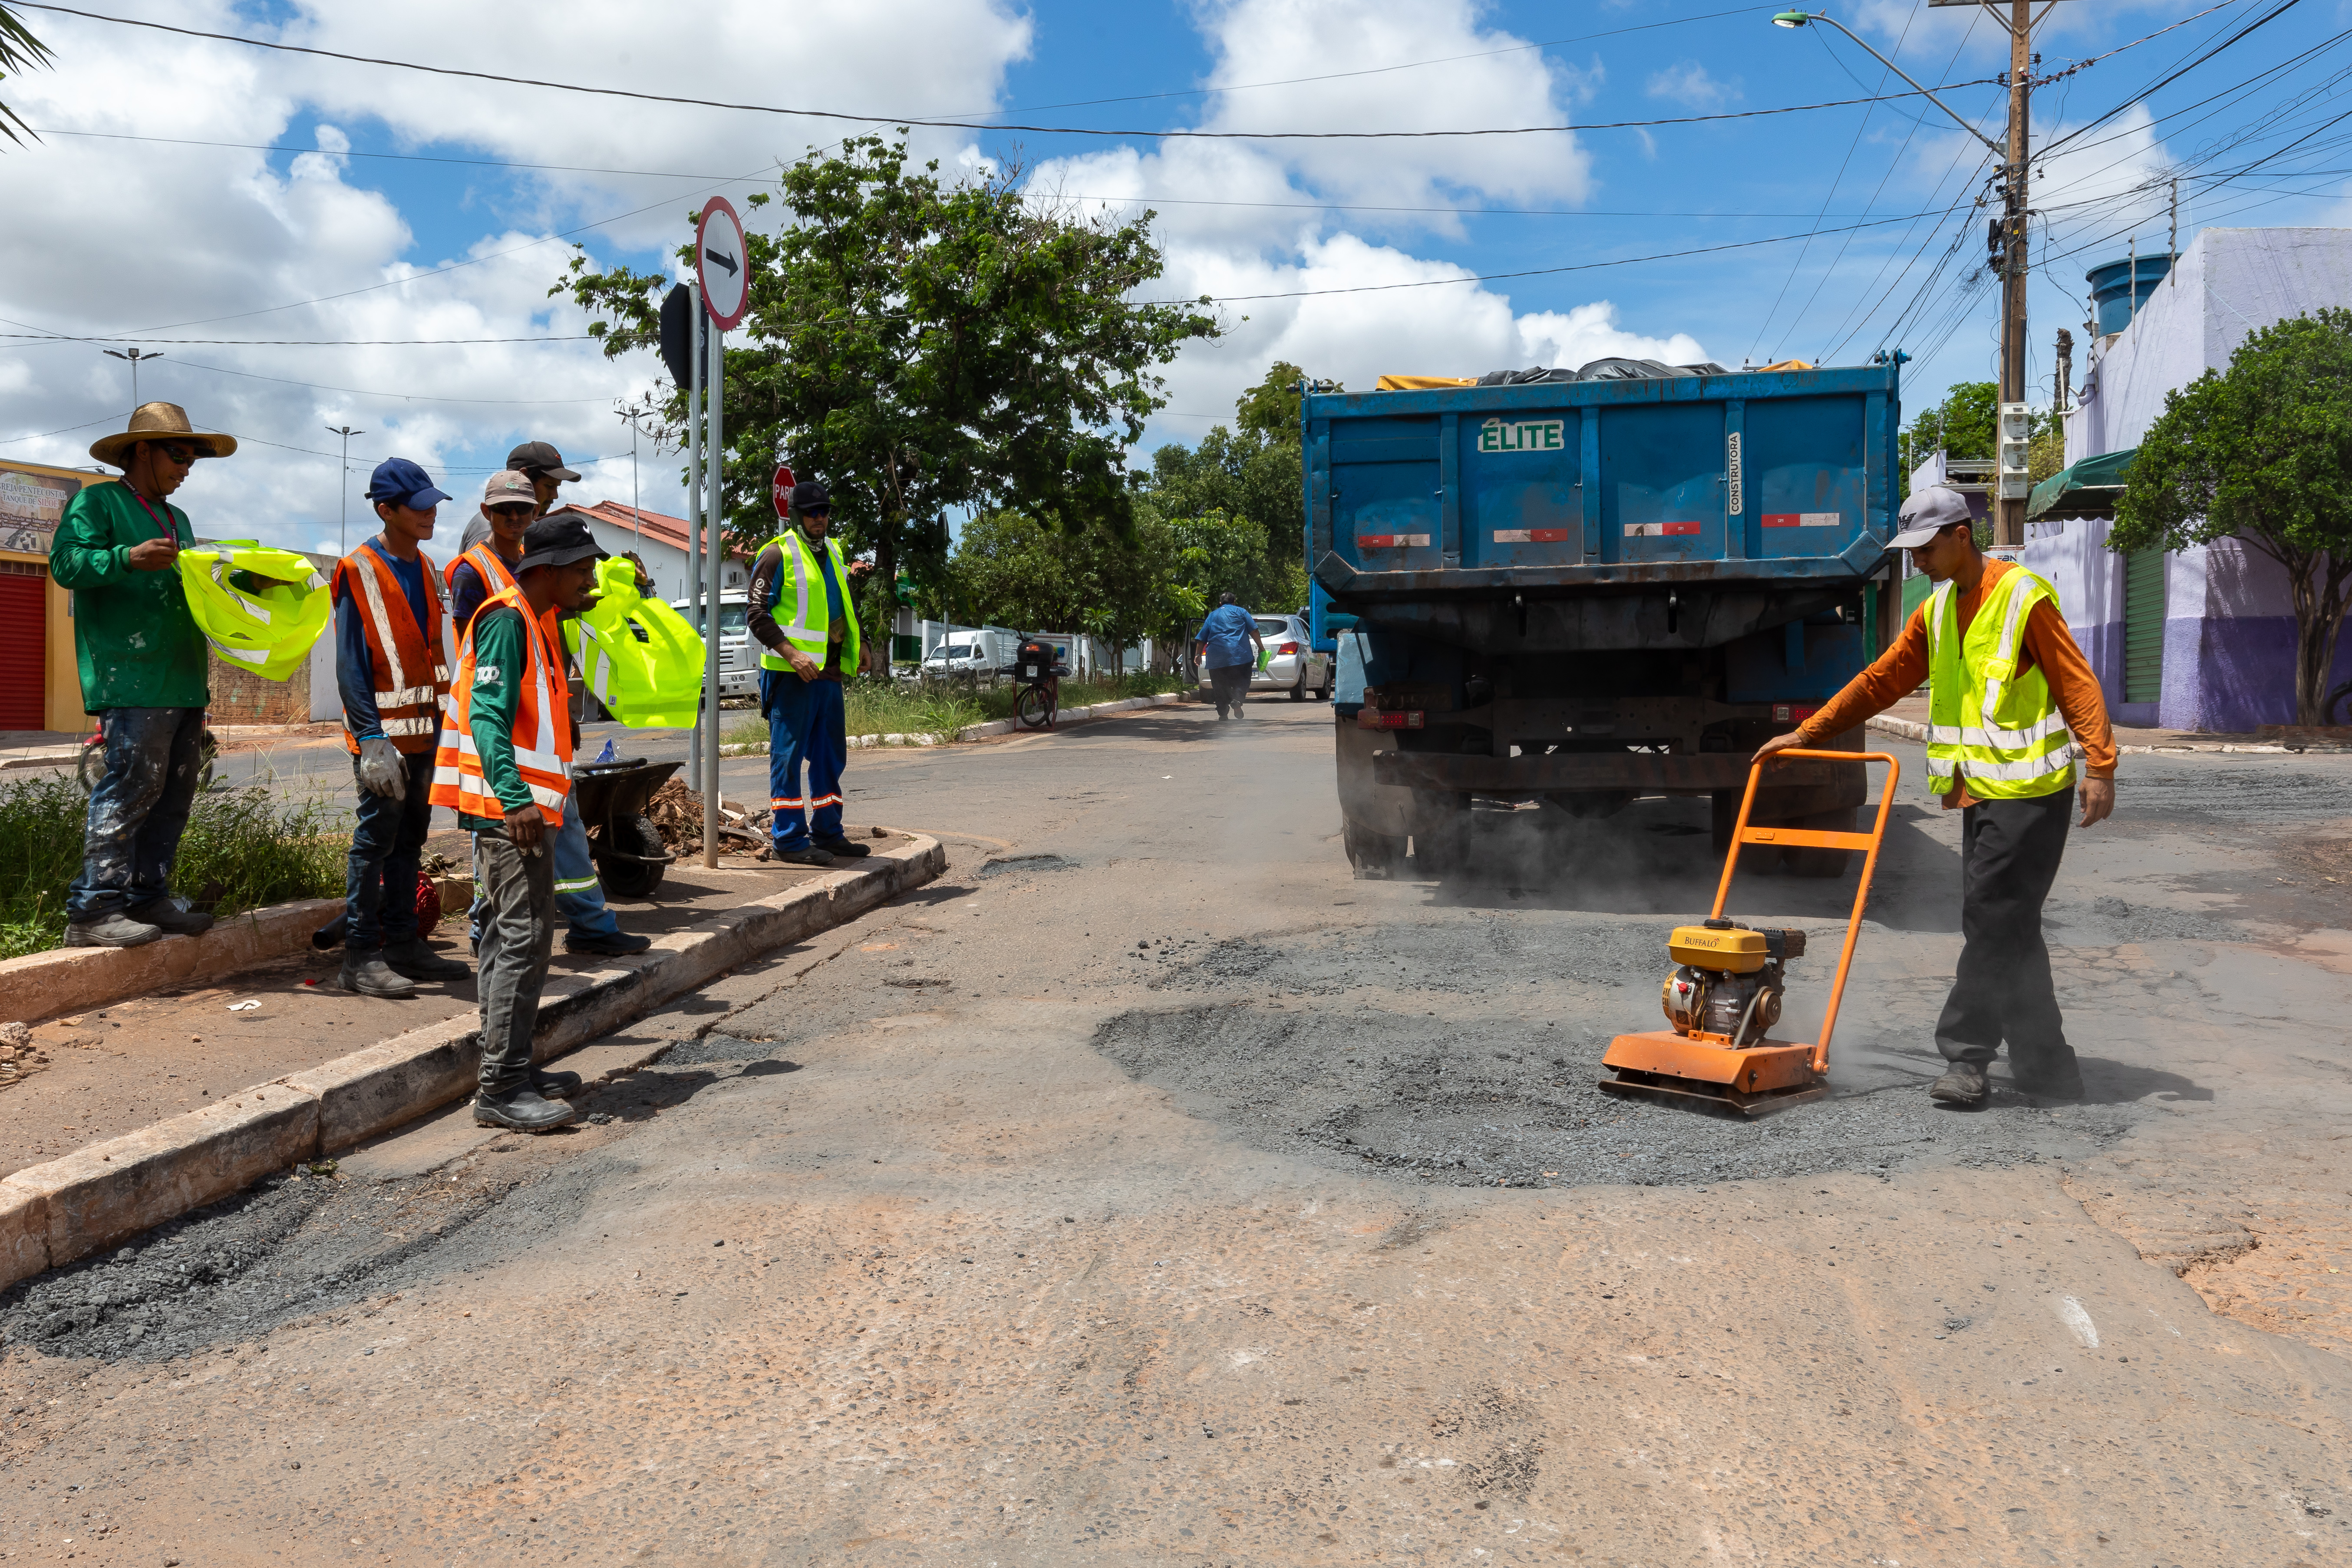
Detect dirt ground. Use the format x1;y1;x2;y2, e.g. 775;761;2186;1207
3;700;2349;1565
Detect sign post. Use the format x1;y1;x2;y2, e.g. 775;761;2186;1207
696;198;749;868
684;277;705;794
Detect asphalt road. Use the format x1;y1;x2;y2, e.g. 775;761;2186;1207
6;698;2351;1565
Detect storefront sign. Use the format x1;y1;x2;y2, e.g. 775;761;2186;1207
0;463;86;557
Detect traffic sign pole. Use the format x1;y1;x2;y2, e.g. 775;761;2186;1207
685;277;705;795
703;314;724;868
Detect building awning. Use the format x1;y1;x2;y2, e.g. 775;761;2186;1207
2027;446;2136;521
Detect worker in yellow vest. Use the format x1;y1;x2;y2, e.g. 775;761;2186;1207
1755;486;2116;1107
747;479;871;866
329;459;471;998
430;514;607;1132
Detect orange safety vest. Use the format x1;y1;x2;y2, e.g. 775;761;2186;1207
446;540;518;622
429;583;573;821
334;541;450;756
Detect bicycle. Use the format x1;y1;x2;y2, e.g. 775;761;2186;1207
1013;645;1066;731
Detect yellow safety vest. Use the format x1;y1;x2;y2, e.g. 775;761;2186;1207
564;555;708;730
178;541;331;683
757;528;860;673
1924;565;2076;800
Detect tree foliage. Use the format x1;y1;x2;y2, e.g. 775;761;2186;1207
2113;308;2352;726
555;135;1218;659
0;4;55;148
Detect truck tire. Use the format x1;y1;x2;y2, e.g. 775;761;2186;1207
1410;799;1473;880
1343;819;1409;879
1780;808;1857;879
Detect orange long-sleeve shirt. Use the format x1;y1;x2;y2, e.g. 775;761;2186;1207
1795;557;2116;805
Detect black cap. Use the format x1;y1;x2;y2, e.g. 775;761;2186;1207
515;511;608;574
789;479;831;514
506;440;581;482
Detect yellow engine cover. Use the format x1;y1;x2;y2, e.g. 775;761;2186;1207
1667;924;1768;973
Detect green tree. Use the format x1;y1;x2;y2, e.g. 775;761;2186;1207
1;4;54;147
1234;359;1310;443
1901;380;1998;463
556;135;1217;663
2111;307;2352;726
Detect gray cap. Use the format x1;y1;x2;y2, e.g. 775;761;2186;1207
1889;485;1975;549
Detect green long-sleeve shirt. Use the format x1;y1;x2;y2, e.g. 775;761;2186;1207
458;606;537;832
48;480;208;711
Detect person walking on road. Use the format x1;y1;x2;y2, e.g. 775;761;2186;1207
49;403;240;948
449;472;647;959
1753;486;2117;1106
1193;594;1265;721
330;458;470;997
431;513;607;1132
748;479;871;867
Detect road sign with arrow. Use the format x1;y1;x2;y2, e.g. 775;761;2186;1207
696;197;749;330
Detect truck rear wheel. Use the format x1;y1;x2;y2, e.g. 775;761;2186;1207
1343;819;1409;879
1409;798;1473;880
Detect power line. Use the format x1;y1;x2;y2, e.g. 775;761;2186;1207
14;3;2001;143
0;330;594;347
2043;0;2309;156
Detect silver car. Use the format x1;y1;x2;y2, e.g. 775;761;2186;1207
1198;612;1333;702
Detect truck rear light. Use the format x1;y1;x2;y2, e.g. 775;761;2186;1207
1278;641;1300;655
1358;709;1424;730
1771;703;1822;724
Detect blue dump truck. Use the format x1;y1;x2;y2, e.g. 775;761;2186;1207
1311;359;1903;879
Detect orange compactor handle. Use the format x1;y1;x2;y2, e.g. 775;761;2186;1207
1714;749;1903;1074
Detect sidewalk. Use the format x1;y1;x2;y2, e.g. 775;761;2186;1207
0;827;922;1180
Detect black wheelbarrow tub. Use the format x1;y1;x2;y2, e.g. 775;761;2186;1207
574;757;683;897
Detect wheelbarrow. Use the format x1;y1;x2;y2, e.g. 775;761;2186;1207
574;756;682;898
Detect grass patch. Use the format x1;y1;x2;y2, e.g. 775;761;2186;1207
0;773;346;959
720;671;1188;753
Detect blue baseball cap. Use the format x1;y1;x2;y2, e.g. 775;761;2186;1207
366;457;452;510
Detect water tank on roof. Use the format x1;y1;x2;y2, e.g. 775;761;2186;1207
2087;254;2175;336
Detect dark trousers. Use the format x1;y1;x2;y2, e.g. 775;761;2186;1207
761;671;846;850
345;750;436;952
1209;663;1252;717
1934;786;2076;1077
67;706;206;923
474;831;554;1098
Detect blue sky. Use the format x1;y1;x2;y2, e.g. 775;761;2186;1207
1;0;2345;553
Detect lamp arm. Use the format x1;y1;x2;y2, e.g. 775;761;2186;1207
1806;13;2002;152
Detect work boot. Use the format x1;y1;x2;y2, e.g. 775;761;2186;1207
128;896;214;937
812;836;872;859
531;1066;584;1099
63;912;163;948
382;937;470;981
565;928;653;957
777;845;835;867
337;952;417;998
472;1086;578;1132
1929;1063;1989;1107
2015;1063;2087;1102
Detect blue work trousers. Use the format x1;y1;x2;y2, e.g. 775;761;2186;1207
345;749;435;951
67;706;206;923
761;671;846;851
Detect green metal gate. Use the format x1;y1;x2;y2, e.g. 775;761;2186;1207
2123;547;2166;704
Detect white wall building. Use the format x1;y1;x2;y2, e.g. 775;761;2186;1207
574;500;749;605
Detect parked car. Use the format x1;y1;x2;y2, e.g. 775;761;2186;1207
669;590;758;700
1197;611;1332;702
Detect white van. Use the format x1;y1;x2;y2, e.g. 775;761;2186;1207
919;626;1019;679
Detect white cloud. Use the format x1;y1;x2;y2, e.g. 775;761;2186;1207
0;0;1031;553
1645;62;1739;111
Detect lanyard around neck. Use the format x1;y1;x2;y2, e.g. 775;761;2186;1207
129;489;178;543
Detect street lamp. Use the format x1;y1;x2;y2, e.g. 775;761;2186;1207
1768;11;1999;149
102;347;164;410
326;423;366;554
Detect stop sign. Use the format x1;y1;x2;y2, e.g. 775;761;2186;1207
771;465;795;520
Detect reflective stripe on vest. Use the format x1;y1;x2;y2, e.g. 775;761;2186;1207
429;585;572;820
337;543;450;755
1923;566;2076;800
757;529;861;672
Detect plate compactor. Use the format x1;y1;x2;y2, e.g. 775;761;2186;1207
1600;749;1901;1117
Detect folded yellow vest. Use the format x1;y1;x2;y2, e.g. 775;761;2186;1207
177;541;331;682
564;555;708;729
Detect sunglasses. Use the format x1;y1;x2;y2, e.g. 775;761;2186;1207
156;442;205;466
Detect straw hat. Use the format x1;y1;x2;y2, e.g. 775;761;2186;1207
89;402;239;467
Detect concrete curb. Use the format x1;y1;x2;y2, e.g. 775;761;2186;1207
0;834;944;1289
0;898;346;1028
718;690;1189;757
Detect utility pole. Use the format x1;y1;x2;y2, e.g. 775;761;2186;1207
616;395;657;549
102;347;163;411
1993;0;2034;551
326;424;365;553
